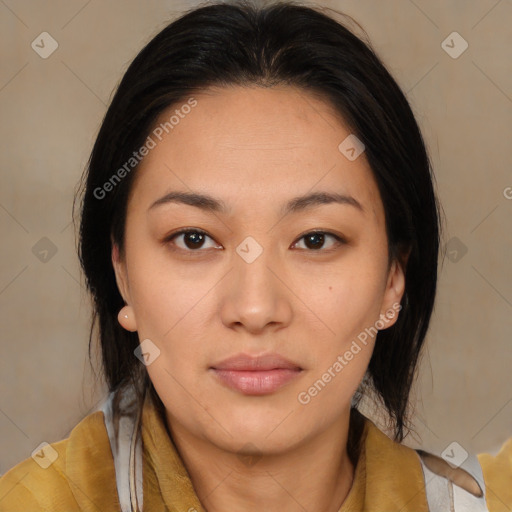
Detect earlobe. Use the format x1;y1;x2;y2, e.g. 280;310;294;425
118;305;137;332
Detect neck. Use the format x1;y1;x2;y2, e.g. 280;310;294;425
164;408;363;512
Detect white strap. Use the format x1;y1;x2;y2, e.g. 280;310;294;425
100;388;144;512
417;450;489;511
420;461;454;511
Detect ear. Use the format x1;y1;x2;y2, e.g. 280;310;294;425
378;250;409;329
111;239;131;305
112;241;138;332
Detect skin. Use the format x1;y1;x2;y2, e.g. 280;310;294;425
112;84;406;512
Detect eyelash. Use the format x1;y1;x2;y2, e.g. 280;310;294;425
163;228;346;254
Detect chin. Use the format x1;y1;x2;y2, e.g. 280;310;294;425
212;409;308;451
217;428;303;458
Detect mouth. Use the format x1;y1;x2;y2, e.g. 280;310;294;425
209;353;303;396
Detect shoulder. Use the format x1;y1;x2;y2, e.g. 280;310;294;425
0;410;120;512
359;415;500;510
357;417;430;510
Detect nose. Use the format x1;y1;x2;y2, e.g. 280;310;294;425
219;239;293;334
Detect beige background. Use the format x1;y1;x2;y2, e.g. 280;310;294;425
0;0;511;473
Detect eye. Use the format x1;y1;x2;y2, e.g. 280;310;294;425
164;228;346;253
165;228;221;251
292;231;345;251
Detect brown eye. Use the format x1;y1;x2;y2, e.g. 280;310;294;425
166;229;220;251
293;231;345;251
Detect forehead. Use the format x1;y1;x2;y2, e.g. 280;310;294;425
128;85;383;222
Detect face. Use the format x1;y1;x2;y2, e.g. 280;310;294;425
112;85;405;455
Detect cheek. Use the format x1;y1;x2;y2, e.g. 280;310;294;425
124;227;205;335
314;256;388;341
131;270;208;344
300;271;384;411
125;251;217;377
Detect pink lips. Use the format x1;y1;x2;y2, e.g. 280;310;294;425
210;353;303;395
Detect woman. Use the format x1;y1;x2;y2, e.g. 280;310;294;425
0;1;510;511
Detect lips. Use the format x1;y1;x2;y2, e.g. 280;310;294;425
212;353;302;371
210;353;303;395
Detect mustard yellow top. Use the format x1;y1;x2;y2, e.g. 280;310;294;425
1;395;511;511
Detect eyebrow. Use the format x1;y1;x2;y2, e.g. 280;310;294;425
148;190;364;216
